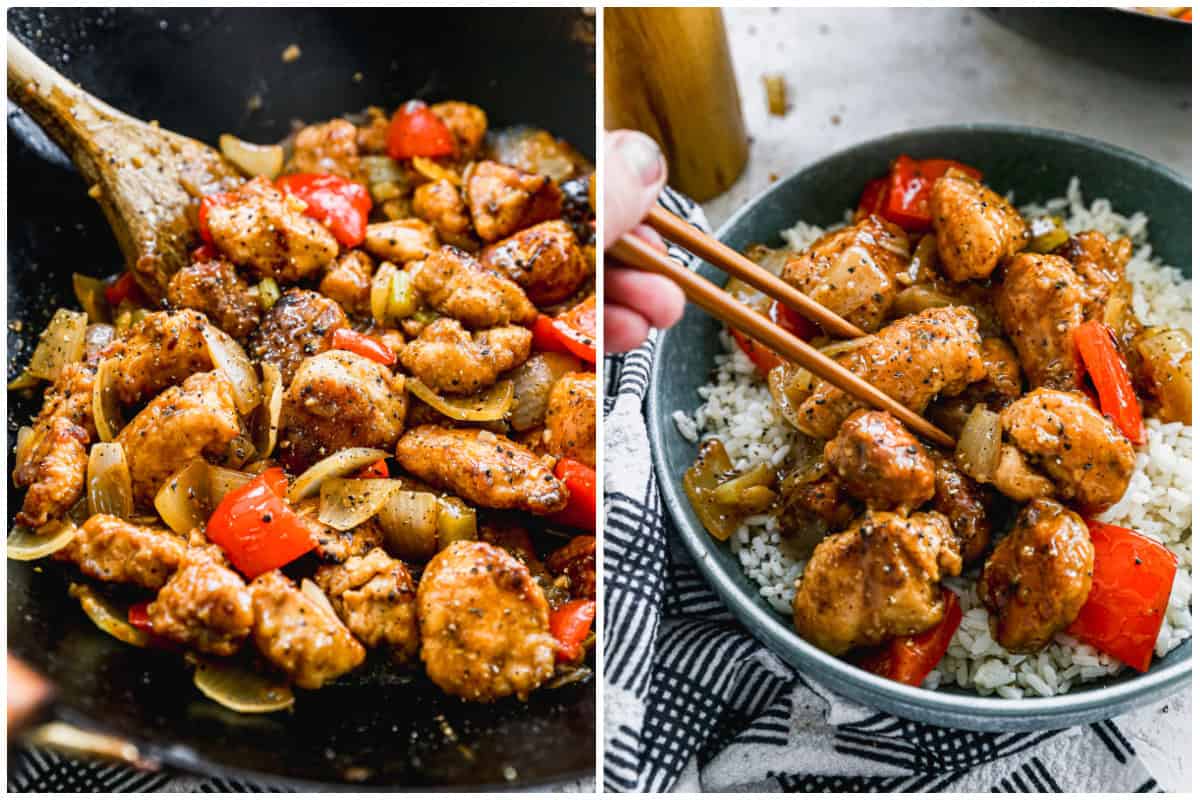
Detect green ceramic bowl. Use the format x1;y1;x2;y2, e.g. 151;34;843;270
648;125;1192;731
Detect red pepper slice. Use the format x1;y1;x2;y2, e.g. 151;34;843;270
1067;520;1177;672
730;327;785;376
1073;320;1146;445
329;328;396;366
103;272;144;307
197;190;239;244
205;467;316;579
276;173;373;248
532;296;597;364
859;588;962;686
729;301;820;378
770;300;821;341
191;244;219;263
881;155;982;232
548;458;596;531
854;177;889;222
128;602;154;634
356;459;390;480
386;100;455;160
549;599;596;662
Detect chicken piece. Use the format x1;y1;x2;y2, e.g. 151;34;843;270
412;246;537;329
13;363;95;528
995;253;1088;390
55;514;185;590
991;444;1056;504
544;372;597;468
999;388;1135;514
781;216;911;332
364;219;439;263
417;540;556;701
412;179;477;250
430;101;488;161
978;498;1093;652
355;106;390;154
166;259;262;339
278;350;408;471
465;160;562;243
930;172;1029;282
792;511;962;656
318;251;374;317
398;318;531;395
104;310;212;405
249;570;366;690
148;540;253;656
248;288;348;385
1132;327;1192;425
285;118;362;182
777;467;857;534
116;372;242;505
314;547;419;664
479;521;571;609
394;426;568;515
480;220;592;307
928;336;1023;437
295;499;385;563
823;410;935;511
546;535;596;600
1057;230;1134;320
928;450;992;564
205;176;339;282
794;306;987;439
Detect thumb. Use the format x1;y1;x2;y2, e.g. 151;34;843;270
604;130;668;248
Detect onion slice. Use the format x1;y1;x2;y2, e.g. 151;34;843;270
202;325;261;415
87;442;133;519
15;425;34;467
956;405;1002;483
154;458;213;536
318;478;402;531
299;578;341;623
509;353;581;431
209;466;254;505
219;134;284;179
7;518;78;561
408;378;514;422
287;448;389;504
436;496;477;548
92;357;126;442
27;309;88;382
377;490;439;561
193;659;294;714
69;582;151;647
254;362;284;458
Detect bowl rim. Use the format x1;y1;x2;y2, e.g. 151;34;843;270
647;123;1192;730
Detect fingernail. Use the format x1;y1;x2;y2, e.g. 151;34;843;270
616;131;665;187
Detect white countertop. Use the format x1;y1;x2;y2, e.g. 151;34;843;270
706;7;1191;791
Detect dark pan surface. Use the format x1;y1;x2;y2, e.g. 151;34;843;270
7;7;595;789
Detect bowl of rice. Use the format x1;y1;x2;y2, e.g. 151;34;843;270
648;125;1191;731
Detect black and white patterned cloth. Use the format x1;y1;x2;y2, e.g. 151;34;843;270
602;188;1163;793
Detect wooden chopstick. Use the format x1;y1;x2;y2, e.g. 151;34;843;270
611;233;956;448
644;205;866;340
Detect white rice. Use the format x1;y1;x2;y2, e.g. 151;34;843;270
677;179;1192;697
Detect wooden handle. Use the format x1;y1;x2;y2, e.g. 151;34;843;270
612;233;955;448
644;206;866;340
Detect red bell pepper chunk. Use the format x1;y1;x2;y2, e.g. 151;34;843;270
532;296;598;364
549;458;597;531
103;272;144;307
881;155;982;232
549;599;596;662
855;177;889;222
859;589;962;686
356;459;390;480
1073;320;1146;445
192;244;219;263
1067;520;1177;672
329;328;396;366
128;602;154;634
197;190;239;244
276;173;373;248
770;300;821;341
205;467;316;579
729;301;820;378
730;327;785;376
386;100;455;160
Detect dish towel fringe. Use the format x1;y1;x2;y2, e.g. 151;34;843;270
602;187;1166;793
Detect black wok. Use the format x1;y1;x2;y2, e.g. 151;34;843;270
6;7;595;790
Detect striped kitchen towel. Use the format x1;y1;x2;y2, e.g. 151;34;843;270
601;187;1168;793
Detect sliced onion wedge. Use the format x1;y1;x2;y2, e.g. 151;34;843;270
209;466;254;506
318;478;401;531
299;578;341;623
87;442;133;519
956;404;1002;483
15;425;35;467
287;448;389;504
7;518;78;561
27;309;88;382
202;324;261;415
193;659;294;714
154;458;212;536
69;582;150;648
408;378;514;422
378;490;439;561
219;134;284;179
92;357;125;442
253;362;284;458
509;353;581;432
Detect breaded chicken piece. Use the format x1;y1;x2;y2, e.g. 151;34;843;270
285;118;362;182
417;540;556;701
824;410;935;512
394;425;568;515
318;251;374;317
928;450;993;565
314;547;419;664
399;318;531;395
148;539;253;656
930;172;1029;282
364;219;439;264
166;259;262;339
295;499;385;563
56;514;185;590
104;310;212;406
248;288;348;385
205;176;338;282
1057;230;1134;321
480;220;592;306
412;246;537;329
412;179;477;250
792;511;961;656
928;336;1024;437
544;372;597;468
465;160;562;243
995;253;1088;390
116;372;242;505
430;101;488;161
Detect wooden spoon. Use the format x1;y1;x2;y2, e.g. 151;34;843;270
7;33;242;299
